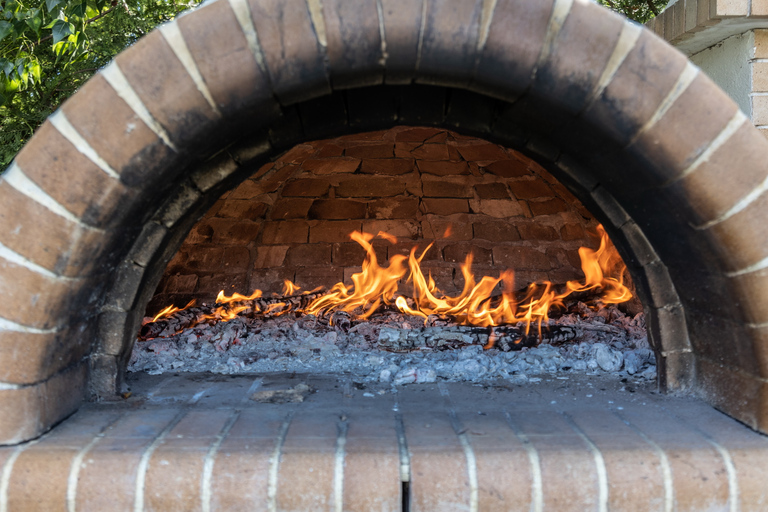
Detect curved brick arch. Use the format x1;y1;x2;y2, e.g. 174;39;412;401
2;0;767;443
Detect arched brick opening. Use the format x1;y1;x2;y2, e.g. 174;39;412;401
1;0;767;444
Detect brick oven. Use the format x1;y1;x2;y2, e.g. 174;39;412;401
3;0;768;508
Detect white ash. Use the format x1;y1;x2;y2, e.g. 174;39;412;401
128;304;655;385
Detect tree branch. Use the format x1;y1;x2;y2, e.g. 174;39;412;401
646;0;660;16
36;4;120;45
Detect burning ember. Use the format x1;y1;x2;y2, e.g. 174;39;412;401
143;225;632;348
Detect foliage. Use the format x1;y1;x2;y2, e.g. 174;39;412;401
597;0;669;24
0;0;200;169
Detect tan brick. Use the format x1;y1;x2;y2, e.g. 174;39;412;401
481;159;531;178
309;221;363;243
285;243;333;266
360;158;415;175
177;0;274;116
115;30;219;146
261;221;309;244
0;182;108;278
344;143;394;159
302;157;361;174
368;197;420;219
754;29;768;58
0;326;90;385
417;160;470;176
422;198;470;215
309;199;367;220
362;219;420;239
59;74;176;188
254;245;289;268
247;0;330;104
470;198;525;218
294;266;344;289
336;176;407;197
270;198;314;220
281;178;331;197
493;246;552;270
715;0;748;15
473;220;521;242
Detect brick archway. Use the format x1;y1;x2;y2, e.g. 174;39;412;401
1;0;767;444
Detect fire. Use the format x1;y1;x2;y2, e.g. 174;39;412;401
149;225;632;343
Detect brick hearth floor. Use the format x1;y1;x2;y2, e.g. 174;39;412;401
2;372;767;511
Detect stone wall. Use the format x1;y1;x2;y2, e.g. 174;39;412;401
148;127;598;314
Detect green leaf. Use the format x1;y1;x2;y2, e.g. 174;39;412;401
24;9;42;35
0;21;12;42
45;0;63;12
51;19;74;44
0;91;6;107
28;61;41;83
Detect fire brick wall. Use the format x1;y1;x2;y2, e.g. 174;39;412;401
148;127;598;313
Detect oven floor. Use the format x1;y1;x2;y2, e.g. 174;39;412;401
2;372;767;511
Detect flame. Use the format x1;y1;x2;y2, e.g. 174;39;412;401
147;225;633;343
152;299;195;322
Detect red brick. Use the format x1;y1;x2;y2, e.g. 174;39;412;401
421;215;473;240
474;183;511;199
315;143;344;157
309;221;363;242
215;200;269;219
411;143;451;160
394;142;420;158
493;246;552;270
309;199;367;220
395;127;446;142
221;246;251;273
388;241;442;262
367;197;420;219
508;179;553;199
181;247;224;272
561;223;587;241
302;157;360;174
360;158;415;175
228;179;273;199
422;198;470;215
250;268;296;294
344;143;395;159
294;267;344;289
336;177;407;197
337;130;389;142
332;242;388;266
518;223;559;241
184;221;214;244
453;142;508;161
207;219;261;245
280;144;316;164
281;178;331;197
470;199;525;218
482;159;531;178
261;221;308;244
362;219;420;239
529;198;568;215
417;160;470;176
115;30;219;146
473;221;521;242
197;274;248;296
423;180;474;198
270;198;313;220
285;244;332;266
164;274;198;294
419;266;456;293
254;245;289;267
443;244;493;265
